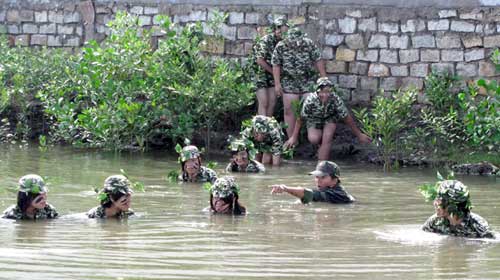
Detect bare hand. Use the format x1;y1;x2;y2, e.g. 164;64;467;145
275;84;284;97
283;137;298;149
358;133;372;144
270;184;287;194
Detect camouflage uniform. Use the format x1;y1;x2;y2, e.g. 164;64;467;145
87;175;135;219
2;204;58;220
301;77;349;129
87;205;134;219
226;159;266;173
240;115;284;156
271;28;322;94
302;161;355;204
180;166;218;183
422;180;495;238
252;33;279;89
179;145;201;163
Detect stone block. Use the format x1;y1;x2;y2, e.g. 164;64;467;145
456;63;477;77
349;61;368;75
49;11;64;24
484;35;500;48
175;10;207;23
325;34;344;46
339;17;356;34
7;25;20;34
138;16;152;26
22;24;38;34
6;10;19;22
410;63;429;77
0;10;5;22
428;19;449;31
412;35;435;48
368;63;389;77
346;10;362;18
322;47;334;60
64;12;80;23
441;50;463;62
389;35;409;49
462;36;482;48
58;25;74;35
40;23;56;34
380;77;399;91
420;50;440;62
351;90;371;103
30;34;48;45
358;17;376;32
357;50;378;62
245;13;261;24
379;22;398;34
225;41;245;56
436;35;461;49
431;63;455;75
237;26;256;40
439;10;457;18
290;16;306;26
144;7;159;15
464;49;485;62
95;6;110;14
130;6;144;15
450;21;475;32
64;36;80;47
401;77;423;90
201;36;224;54
19;10;34;22
345;34;364;49
478;61;496;77
379;49;398;64
15;35;29;46
221;24;236;41
336;48;356;61
391;65;409;76
325;20;337;31
229;12;244;25
368;34;387;48
459;11;483;20
76;26;83;37
360;77;378;90
401;19;425;33
338;75;358;89
399;49;419;63
326;61;347;73
35;11;48;23
483;24;496;35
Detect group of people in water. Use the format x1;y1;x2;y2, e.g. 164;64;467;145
1;17;496;240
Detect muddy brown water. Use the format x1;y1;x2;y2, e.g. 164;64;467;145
1;145;499;280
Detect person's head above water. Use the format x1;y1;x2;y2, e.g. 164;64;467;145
309;161;341;189
16;174;49;213
434;180;472;219
229;138;257;168
179;145;202;175
209;176;246;215
99;175;133;211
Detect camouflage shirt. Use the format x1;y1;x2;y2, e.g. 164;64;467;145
422;212;495;238
271;37;321;93
301;184;356;204
2;204;58;220
225;159;266;173
87;206;135;219
241;116;284;156
301;91;349;129
254;33;279;70
180;166;218;183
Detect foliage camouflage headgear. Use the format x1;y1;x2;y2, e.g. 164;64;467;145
228;138;257;160
252;115;270;134
316;77;334;90
309;161;341;178
98;175;133;202
179;145;201;162
436;180;472;217
271;17;289;30
286;27;304;41
210;176;240;199
18;174;47;194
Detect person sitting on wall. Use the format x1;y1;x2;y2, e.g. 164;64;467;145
226;138;265;173
284;77;372;160
178;145;218;183
208;176;246;215
87;175;135;219
422;180;495;238
240;115;284;166
271;161;355;204
2;174;58;220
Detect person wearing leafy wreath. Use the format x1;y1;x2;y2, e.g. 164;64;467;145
226;138;265;173
2;174;58;220
87;175;135;219
177;144;218;184
270;161;355;204
240;115;284;166
208;176;246;215
420;178;495;238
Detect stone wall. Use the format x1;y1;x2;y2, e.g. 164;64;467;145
1;0;500;104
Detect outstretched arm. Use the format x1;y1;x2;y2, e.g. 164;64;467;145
343;114;372;144
283;118;302;149
270;184;305;199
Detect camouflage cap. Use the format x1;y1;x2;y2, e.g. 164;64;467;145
103;175;133;195
437;180;470;204
271;17;289;30
252;115;270;134
210;176;240;199
229;138;257;160
180;145;201;162
309;161;340;178
18;174;47;194
316;77;334;90
286;27;304;41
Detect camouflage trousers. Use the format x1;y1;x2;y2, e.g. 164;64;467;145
306;117;340;130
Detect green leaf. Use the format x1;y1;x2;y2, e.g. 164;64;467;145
206;161;218;169
175;143;182;154
436;171;444;181
167;170;179;183
203;182;212;192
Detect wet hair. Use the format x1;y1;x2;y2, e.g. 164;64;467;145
101;190;126;208
210;193;246;215
17;191;38;213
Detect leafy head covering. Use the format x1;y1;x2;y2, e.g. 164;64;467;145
286;27;304;41
436;180;471;217
179;145;201;162
210;176;240;199
252;115;271;134
316;77;334;91
18;174;47;194
271;17;289;30
228;138;257;160
103;175;133;195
